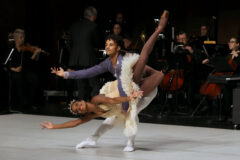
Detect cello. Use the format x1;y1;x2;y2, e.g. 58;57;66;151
200;55;238;99
160;47;192;91
160;69;184;91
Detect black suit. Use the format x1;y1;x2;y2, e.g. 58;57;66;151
68;18;99;67
67;18;100;100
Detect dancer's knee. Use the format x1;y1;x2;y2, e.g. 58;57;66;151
154;71;164;83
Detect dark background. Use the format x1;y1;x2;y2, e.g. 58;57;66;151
0;0;240;106
1;0;240;53
1;0;240;58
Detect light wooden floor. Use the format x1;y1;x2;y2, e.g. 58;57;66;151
0;114;240;160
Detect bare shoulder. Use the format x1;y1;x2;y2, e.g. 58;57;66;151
91;94;106;104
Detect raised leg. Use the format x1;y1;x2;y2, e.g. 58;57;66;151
133;10;169;84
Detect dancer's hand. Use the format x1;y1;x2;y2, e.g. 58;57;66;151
156;10;169;33
40;121;54;129
51;67;65;78
129;90;143;100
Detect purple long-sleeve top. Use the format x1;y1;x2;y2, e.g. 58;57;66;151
64;54;129;112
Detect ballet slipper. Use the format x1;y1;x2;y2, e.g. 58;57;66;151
123;145;135;152
75;138;97;149
123;135;135;152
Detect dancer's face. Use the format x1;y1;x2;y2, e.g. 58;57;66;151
71;100;87;114
105;39;120;56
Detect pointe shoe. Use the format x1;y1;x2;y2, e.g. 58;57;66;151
123;145;135;152
156;10;169;33
75;138;97;149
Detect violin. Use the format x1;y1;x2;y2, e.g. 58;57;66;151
19;43;50;56
19;44;36;53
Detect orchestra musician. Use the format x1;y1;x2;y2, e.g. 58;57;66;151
160;31;201;112
196;24;212;45
201;36;240;120
7;28;43;111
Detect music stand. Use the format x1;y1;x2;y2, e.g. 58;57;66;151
210;56;234;72
191;56;234;119
3;48;21;114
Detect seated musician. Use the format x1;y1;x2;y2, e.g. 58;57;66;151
201;36;240;120
111;23;138;52
173;31;205;73
202;37;240;72
166;32;193;75
223;37;240;120
8;28;42;111
157;31;199;113
196;24;213;46
159;32;188;92
172;31;201;109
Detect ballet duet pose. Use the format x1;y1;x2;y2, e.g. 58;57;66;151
41;10;169;152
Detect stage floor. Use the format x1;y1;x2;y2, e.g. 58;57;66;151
0;114;240;160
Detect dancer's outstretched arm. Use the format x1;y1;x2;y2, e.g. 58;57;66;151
40;91;142;129
51;58;110;79
40;113;98;129
133;10;169;84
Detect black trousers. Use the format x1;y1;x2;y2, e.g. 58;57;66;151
23;71;40;106
10;72;25;108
